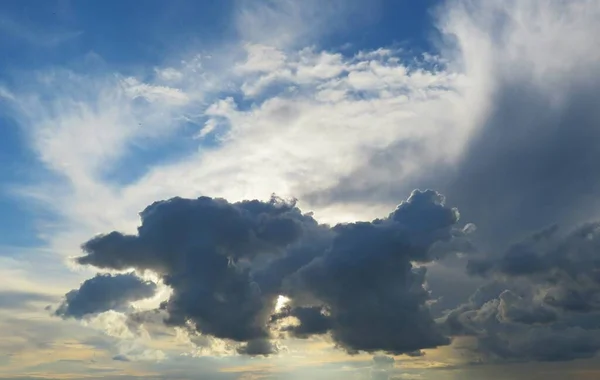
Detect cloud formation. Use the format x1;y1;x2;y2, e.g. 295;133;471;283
277;190;464;354
61;190;469;356
432;0;600;251
56;273;157;319
77;195;309;351
446;223;600;362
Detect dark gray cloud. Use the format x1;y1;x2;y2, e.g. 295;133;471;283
445;79;600;251
112;354;131;362
75;195;317;351
443;6;600;252
445;290;600;362
236;338;278;356
445;223;600;362
431;1;600;364
272;190;467;354
65;190;468;355
78;196;308;271
469;223;600;313
55;273;157;319
271;305;332;338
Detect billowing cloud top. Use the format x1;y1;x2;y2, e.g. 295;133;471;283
445;223;600;362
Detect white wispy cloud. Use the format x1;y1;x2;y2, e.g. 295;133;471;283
234;0;369;49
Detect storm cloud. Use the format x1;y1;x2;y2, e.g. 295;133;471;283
76;195;310;348
55;273;157;319
60;190;469;356
438;0;600;252
277;190;465;354
446;223;600;362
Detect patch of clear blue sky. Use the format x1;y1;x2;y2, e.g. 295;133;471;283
0;0;441;249
0;0;235;69
322;0;442;56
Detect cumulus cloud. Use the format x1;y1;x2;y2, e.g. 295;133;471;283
112;354;131;362
276;190;465;354
55;273;157;319
236;338;279;356
77;195;309;348
446;223;600;362
63;190;469;356
265;1;600;366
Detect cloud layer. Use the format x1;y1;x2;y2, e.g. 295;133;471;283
445;223;600;362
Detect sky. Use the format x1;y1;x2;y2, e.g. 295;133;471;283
1;0;600;379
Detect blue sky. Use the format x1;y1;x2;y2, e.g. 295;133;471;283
1;1;600;379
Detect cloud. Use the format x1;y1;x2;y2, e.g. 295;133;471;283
435;0;600;250
0;290;57;310
4;21;471;272
236;339;278;356
75;195;313;348
433;0;600;365
64;190;469;356
276;190;466;355
55;273;157;319
136;45;468;226
214;44;470;221
272;306;332;338
234;0;374;49
112;354;131;362
1;68;199;246
445;222;600;362
264;1;600;365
